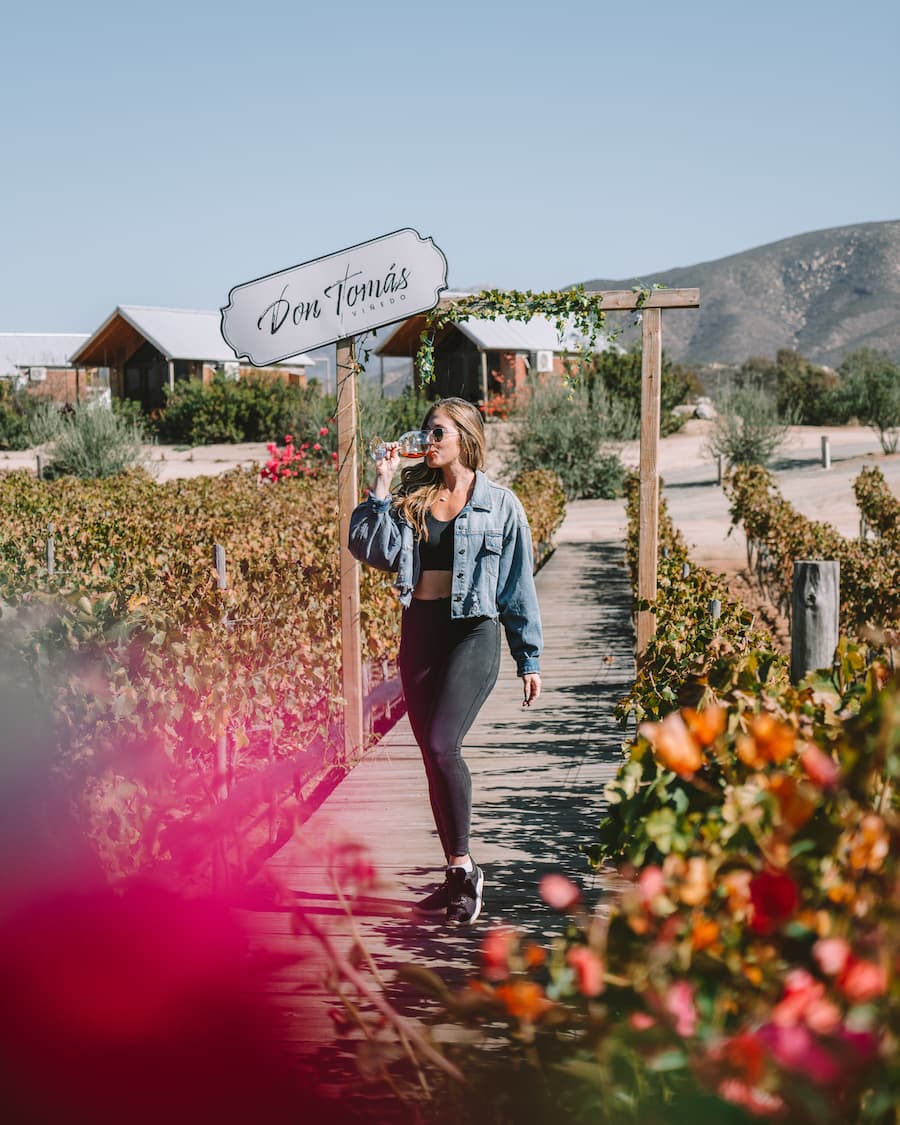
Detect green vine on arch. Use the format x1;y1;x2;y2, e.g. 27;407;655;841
414;282;666;384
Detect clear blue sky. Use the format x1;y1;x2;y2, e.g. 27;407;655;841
1;0;897;331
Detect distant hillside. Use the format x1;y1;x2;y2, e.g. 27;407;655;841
580;219;900;367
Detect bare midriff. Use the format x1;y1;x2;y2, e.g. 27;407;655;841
413;570;453;600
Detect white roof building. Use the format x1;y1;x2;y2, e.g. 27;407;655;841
0;333;89;377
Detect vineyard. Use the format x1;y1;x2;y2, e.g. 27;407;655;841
0;464;566;882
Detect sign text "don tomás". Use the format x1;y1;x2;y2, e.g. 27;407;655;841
220;228;447;366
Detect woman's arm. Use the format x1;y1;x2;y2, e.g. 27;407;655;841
495;496;543;678
348;444;403;572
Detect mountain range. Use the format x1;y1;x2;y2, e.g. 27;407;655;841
580;219;900;368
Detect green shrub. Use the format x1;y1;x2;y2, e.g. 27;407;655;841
155;373;336;445
0;384;39;450
838;348;900;453
704;383;791;467
42;404;149;479
575;345;699;437
357;384;431;449
502;384;628;500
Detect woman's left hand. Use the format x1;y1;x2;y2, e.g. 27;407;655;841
522;673;541;708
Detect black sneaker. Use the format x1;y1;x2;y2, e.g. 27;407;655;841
445;862;485;924
412;875;451;917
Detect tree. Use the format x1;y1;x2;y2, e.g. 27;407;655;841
838;348;900;453
575;347;700;436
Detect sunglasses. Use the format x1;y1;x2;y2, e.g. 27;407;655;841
424;426;458;443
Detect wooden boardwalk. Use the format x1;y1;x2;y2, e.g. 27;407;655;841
238;535;635;1075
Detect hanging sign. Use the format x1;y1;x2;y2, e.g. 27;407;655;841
220;227;447;366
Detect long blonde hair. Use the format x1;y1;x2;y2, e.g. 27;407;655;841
394;397;486;540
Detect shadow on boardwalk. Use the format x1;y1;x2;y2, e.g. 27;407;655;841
240;539;635;1067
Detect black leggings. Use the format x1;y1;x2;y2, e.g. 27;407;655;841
399;598;501;859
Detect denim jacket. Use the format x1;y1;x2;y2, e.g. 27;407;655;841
348;470;542;676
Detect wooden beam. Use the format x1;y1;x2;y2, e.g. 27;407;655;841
636;307;662;656
582;288;699;310
336;336;364;763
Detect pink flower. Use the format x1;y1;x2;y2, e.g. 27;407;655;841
813;937;851;977
566;947;604;997
638;865;665;905
718;1079;785;1117
283;434;293;443
629;1012;656;1031
800;742;840;788
771;970;840;1035
538;873;581;911
839;959;888;1003
313;442;321;452
665;980;697;1037
331;451;339;460
319;426;329;436
266;443;276;453
757;1023;839;1084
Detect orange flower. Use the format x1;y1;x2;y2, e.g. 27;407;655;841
767;774;816;831
745;713;797;766
494;980;554;1022
523;942;547;970
679;857;711;907
691;917;721;952
639;712;704;778
683;704;726;747
848;814;890;873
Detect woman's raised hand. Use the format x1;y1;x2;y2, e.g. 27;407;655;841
372;443;401;498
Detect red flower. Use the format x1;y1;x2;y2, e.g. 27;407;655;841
839;958;888;1003
481;927;515;981
800;743;840;788
748;869;799;934
319;426;329;436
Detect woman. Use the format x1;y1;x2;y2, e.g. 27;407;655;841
349;397;542;925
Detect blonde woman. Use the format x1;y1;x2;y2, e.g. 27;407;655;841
349;397;542;924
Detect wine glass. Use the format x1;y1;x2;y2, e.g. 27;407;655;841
369;430;430;462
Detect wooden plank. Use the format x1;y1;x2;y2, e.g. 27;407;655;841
583;287;699;310
335;337;364;762
637;307;662;655
241;539;635;1056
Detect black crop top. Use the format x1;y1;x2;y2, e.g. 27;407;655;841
419;509;456;571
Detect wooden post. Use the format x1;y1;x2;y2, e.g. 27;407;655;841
790;560;839;684
709;598;722;620
213;544;229;801
821;435;831;470
46;523;55;576
716;455;723;486
336;336;364;762
481;351;489;409
36;454;42;481
636;307;662;656
168;360;175;393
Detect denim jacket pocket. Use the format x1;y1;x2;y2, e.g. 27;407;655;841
480;531;504;576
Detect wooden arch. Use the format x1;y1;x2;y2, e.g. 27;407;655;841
335;287;700;758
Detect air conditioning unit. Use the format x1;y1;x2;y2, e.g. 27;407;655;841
536;350;554;374
29;366;47;382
